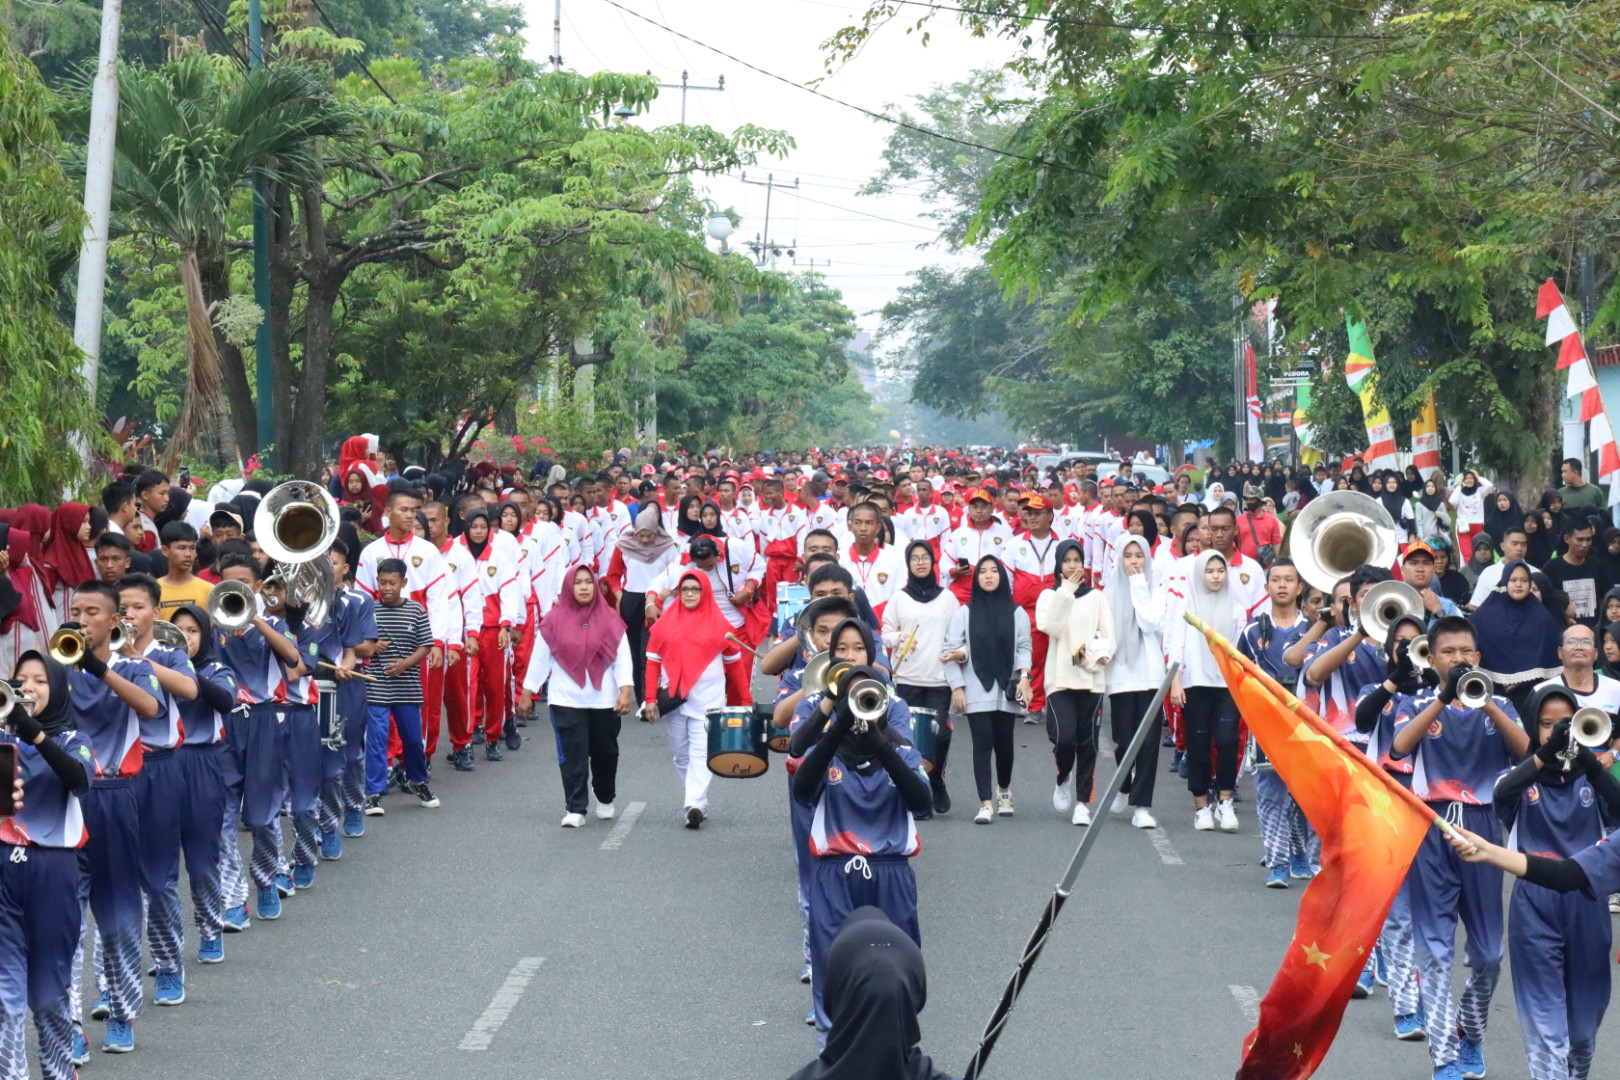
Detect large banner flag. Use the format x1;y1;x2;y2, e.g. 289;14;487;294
1184;613;1436;1079
1538;280;1620;505
1343;315;1398;468
1410;389;1441;472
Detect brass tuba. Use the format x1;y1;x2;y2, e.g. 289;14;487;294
1281;491;1397;595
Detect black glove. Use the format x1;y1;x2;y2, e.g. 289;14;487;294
1386;640;1415;686
1536;719;1572;764
1339;598;1352;629
1255;613;1274;650
79;649;108;680
284;603;308;635
827;698;857;737
9;708;43;746
1316;604;1335;629
1439;663;1471;705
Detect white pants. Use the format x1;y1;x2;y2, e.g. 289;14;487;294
666;712;711;811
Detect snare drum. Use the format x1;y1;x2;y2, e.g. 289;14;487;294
762;703;792;753
315;679;344;750
909;707;940;773
706;706;769;778
1245;733;1274;773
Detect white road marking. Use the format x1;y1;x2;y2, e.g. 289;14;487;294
1147;827;1184;865
599;800;647;850
1228;984;1261;1026
458;957;545;1051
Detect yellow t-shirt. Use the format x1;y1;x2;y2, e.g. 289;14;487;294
158;576;214;619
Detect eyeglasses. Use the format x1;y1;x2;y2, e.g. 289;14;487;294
1563;638;1595;649
678;585;703;595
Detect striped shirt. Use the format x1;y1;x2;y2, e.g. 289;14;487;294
366;599;431;705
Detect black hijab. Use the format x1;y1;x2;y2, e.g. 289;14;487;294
696;500;727;538
1523;513;1554;568
1482;491;1522;547
1522;684;1583;782
172;603;215;670
496;499;524;536
1374;473;1405;522
901;540;943;604
463;507;492;560
1600;527;1620;582
1600;622;1620;680
967;555;1016;694
1125;510;1158;550
1051;538;1085;591
1383;615;1426;696
676;494;705;538
787;907;951;1080
12;649;72;736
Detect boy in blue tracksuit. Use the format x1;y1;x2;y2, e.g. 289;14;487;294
1391;615;1529;1080
317;540;377;844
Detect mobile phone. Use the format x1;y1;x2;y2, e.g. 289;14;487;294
179;465;191;488
0;744;17;817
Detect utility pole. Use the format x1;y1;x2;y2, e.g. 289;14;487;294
739;172;798;269
650;69;725;125
249;0;274;466
549;0;563;71
71;0;122;470
1232;293;1246;460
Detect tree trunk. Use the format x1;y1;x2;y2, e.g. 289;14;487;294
200;251;256;456
285;178;337;481
168;248;238;468
270;179;298;467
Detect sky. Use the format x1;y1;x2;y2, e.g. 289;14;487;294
521;0;1017;335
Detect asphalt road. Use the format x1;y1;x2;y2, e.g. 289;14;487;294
74;710;1620;1080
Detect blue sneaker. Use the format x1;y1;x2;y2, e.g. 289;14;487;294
1374;944;1389;986
799;966;811;984
804;1009;816;1026
1394;1012;1426;1040
1265;864;1290;888
342;807;365;837
198;936;223;964
71;1028;90;1065
101;1019;133;1053
1289;852;1314;879
321;829;343;860
293;862;316;890
276;871;295;897
1432;1065;1463;1080
154;971;185;1006
257;885;282;920
90;993;110;1020
222;904;250;932
1352;965;1374;999
1458;1036;1486;1079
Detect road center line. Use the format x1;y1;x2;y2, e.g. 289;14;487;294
458;957;545;1051
599;800;647;850
1146;827;1184;865
1228;984;1261;1026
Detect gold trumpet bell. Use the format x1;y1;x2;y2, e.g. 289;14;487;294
48;626;88;666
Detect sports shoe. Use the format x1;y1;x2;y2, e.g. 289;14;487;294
452;747;476;771
974;805;994;824
1289;852;1314;879
1266;864;1290;889
414;781;440;808
198;936;223;964
996;791;1015;816
387;764;406;791
1131;807;1158;829
1432;1066;1463;1080
1111;792;1128;815
514;710;529;728
257;885;282;920
932;783;951;815
293;862;315;890
1071;802;1092;826
1052;784;1074;813
804;1009;816;1026
342;808;365;837
505;724;521;750
102;1019;133;1053
72;1028;90;1065
1352;966;1374;999
1193;806;1214;831
485;741;505;761
561;812;586;828
1215;799;1238;832
1168;749;1183;773
363;794;385;816
320;829;343;860
1394;1012;1426;1040
276;871;296;896
684;806;705;829
596;802;616;820
1457;1036;1486;1079
91;993;110;1021
154;971;185;1006
1610;893;1620;914
222;905;250;932
799;966;811;984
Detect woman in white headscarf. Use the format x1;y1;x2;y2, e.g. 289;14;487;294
1166;550;1245;833
1203;481;1227;511
1104;534;1167;829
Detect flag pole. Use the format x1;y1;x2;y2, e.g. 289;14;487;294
1180;611;1452;839
961;662;1180;1080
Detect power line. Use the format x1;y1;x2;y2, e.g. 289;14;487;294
888;0;1400;42
790;189;941;232
307;0;399;104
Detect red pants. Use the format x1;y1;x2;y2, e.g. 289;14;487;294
467;626;509;743
1027;630;1049;714
510;599;537;715
444;652;475;751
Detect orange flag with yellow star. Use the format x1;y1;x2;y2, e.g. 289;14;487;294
1187;614;1439;1079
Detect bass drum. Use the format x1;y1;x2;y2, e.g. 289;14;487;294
707;706;770;778
910;707;940;774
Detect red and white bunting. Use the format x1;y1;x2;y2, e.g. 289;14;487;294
1540;278;1620;504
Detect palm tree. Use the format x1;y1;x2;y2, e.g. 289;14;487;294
78;55;353;463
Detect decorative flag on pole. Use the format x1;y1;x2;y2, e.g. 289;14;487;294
1343;314;1398;469
1184;613;1438;1080
1410;390;1441;473
1538;280;1620;505
1245;340;1264;461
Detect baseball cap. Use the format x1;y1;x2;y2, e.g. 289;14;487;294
964;487;994;504
1402;540;1437;562
209;508;244;532
1020;493;1053;511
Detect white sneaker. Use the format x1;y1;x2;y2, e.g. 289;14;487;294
1052;784;1074;813
1111;793;1128;816
560;812;586;828
595;802;616;821
974;805;994;824
1194;806;1214;831
1071;802;1092;827
1216;799;1238;833
1131;807;1158;829
996;791;1015;817
1611;894;1620;914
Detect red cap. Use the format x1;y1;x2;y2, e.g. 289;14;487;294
965;487;994;504
1020;493;1053;511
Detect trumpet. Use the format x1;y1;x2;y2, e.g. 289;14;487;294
208;579;257;633
1560;707;1615;772
1359;581;1424;643
0;680;34;723
109;618;134;654
1408;637;1432;672
48;625;88;666
152;620;189;652
801;651;851;699
844;674;892;733
1454;666;1494;711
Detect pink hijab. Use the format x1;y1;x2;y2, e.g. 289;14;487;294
538;564;627;690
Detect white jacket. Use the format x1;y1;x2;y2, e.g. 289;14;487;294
1035;584;1115;694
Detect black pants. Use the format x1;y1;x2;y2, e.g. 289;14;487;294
620;591;649;704
895;683;952;791
550;705;621;813
1109;689;1163;807
966;711;1015;802
1046;689;1100;801
1182;685;1238;798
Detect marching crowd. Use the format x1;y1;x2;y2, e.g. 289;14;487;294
3;434;1620;1080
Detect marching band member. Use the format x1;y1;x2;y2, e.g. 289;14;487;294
1036;539;1114;825
943;556;1032;824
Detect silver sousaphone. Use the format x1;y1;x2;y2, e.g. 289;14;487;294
1282;490;1398;595
255;480;340;628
